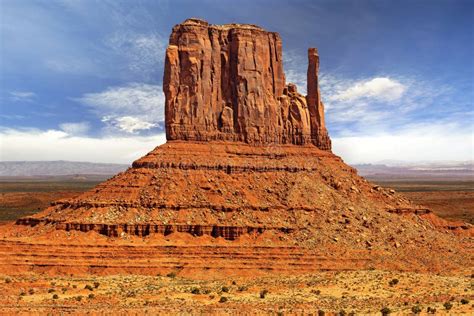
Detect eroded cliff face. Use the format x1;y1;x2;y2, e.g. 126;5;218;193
164;18;331;150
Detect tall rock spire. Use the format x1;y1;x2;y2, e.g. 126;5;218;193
307;48;331;150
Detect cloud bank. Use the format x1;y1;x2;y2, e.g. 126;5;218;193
0;128;166;164
75;83;165;134
0;124;471;164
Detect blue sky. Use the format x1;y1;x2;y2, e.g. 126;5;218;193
1;0;473;164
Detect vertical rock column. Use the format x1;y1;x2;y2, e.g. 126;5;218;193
306;48;332;151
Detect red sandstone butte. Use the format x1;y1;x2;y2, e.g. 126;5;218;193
1;19;472;277
164;18;331;149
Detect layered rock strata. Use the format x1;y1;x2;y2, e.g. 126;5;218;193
164;18;331;150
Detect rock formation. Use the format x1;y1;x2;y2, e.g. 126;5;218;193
164;18;331;149
2;19;471;277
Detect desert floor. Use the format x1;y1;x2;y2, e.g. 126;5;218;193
0;176;472;314
1;270;473;315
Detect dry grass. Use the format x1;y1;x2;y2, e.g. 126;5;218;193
1;270;472;314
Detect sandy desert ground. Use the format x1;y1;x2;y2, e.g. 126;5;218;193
1;269;473;315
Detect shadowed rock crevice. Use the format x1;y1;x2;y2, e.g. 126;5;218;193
16;218;293;240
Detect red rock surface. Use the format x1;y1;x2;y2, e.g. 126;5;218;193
164;18;331;149
1;19;472;277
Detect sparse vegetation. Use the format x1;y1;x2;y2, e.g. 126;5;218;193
84;284;94;291
93;281;100;288
5;278;11;284
52;294;59;299
219;296;228;303
411;305;422;314
167;272;177;278
443;302;453;310
388;278;399;286
0;270;471;313
126;290;136;298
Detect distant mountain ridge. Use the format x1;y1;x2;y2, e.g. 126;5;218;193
0;161;129;176
0;160;472;179
353;161;474;180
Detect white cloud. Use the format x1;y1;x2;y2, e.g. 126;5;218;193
0;128;166;164
9;91;36;102
101;116;157;134
285;69;307;95
59;122;90;135
329;77;406;102
318;74;454;137
77;83;164;116
0;125;471;164
106;32;167;79
332;122;474;164
283;51;307;94
75;83;164;134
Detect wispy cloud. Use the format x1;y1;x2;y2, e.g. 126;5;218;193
101;116;157;134
283;50;307;94
74;83;164;134
59;121;90;135
280;56;465;145
106;32;167;80
9;91;36;102
319;74;456;137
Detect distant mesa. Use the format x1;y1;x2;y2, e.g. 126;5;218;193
0;161;128;177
